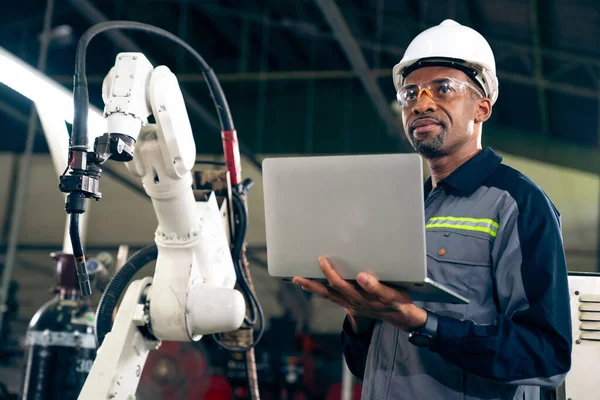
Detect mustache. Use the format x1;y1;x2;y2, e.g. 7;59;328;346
409;115;445;135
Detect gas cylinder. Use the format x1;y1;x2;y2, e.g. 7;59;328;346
20;252;96;400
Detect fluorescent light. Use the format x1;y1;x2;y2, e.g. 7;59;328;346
0;46;105;143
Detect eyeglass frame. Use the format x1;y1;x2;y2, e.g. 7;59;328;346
396;77;484;108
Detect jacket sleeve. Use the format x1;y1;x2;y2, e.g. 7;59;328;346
341;315;375;380
430;186;572;388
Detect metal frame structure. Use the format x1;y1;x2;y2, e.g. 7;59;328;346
192;4;600;100
0;2;598;170
314;0;406;147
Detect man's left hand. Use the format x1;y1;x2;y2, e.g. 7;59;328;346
292;256;428;332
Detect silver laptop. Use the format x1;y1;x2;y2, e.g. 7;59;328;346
261;153;469;305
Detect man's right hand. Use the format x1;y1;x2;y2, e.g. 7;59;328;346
292;256;427;332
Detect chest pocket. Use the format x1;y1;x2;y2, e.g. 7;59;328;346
426;229;492;268
425;229;494;320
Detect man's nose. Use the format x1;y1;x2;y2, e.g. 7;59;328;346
412;88;437;115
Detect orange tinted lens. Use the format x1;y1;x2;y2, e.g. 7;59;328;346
417;88;433;100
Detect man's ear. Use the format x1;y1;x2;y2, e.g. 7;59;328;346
475;98;492;123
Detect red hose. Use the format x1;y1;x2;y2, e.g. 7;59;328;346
221;129;243;186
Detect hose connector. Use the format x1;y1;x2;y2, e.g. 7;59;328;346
75;255;92;297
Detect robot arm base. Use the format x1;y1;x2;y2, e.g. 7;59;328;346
78;278;159;400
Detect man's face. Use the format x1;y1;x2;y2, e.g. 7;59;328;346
400;66;485;158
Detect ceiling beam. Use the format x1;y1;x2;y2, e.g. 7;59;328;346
290;1;338;67
192;4;259;71
4;87;598;176
0;98;29;125
49;68;600;99
313;0;408;151
530;0;549;136
199;3;600;70
196;3;305;71
192;5;599;101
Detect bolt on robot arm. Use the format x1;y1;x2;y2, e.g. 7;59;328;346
76;52;247;399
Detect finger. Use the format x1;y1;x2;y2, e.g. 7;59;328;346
291;276;310;286
319;257;365;303
356;273;407;305
292;276;350;305
349;281;381;302
292;277;329;297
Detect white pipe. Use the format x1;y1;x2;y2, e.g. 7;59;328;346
0;46;105;254
0;0;57;340
0;46;105;141
341;358;354;400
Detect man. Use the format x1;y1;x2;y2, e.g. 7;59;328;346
292;19;572;399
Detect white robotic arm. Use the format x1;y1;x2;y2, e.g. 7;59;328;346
77;53;246;399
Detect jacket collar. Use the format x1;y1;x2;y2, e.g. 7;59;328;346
424;147;503;197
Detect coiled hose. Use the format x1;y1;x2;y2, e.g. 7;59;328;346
94;244;158;347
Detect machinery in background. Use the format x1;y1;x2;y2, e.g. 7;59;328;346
85;252;114;293
57;21;263;399
225;347;275;400
0;280;20;360
136;341;212;400
279;354;306;400
20;252;101;399
553;272;600;400
0;382;17;400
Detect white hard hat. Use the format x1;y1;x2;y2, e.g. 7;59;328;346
393;19;499;105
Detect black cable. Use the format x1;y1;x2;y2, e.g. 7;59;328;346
69;213;82;258
94;244;158;347
72;21;235;150
69;212;91;296
232;192;261;326
232;190;263;331
211;190;265;352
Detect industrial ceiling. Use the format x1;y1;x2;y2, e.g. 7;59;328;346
0;0;599;174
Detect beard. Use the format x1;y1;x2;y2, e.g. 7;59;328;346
410;128;447;158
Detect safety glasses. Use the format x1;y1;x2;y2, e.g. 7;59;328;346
396;77;482;108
